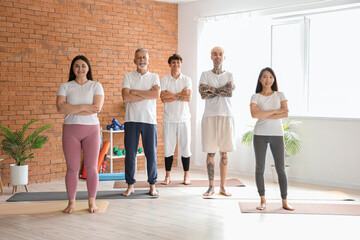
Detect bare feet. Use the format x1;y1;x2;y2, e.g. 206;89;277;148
203;185;215;197
149;184;159;196
282;199;295;211
63;199;75;214
183;178;192;185
88;198;99;213
256;196;266;211
121;184;135;197
161;177;171;185
219;186;232;197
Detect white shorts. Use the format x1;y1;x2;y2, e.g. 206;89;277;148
201;116;236;153
163;121;191;158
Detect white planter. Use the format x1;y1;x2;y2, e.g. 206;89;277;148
270;164;290;183
10;164;28;186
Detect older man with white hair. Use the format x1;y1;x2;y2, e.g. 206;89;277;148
121;48;160;196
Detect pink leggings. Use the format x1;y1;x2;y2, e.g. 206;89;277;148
62;124;100;200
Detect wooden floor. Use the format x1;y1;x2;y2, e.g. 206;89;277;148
0;167;360;240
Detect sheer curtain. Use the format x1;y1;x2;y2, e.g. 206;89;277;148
195;16;271;168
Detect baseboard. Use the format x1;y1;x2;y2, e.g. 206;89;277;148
288;176;360;190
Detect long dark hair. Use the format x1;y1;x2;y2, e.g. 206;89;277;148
255;67;278;93
68;55;93;82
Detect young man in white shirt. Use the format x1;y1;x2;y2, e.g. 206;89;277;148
121;48;160;196
160;54;192;185
199;46;235;197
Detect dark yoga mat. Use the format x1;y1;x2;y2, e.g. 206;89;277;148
6;190;158;202
114;178;246;188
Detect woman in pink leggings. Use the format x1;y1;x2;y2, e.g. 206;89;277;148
56;55;104;213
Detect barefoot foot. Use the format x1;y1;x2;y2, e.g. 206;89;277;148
282;199;295;211
219;186;232;197
88;198;99;213
256;202;266;211
63;200;75;214
121;185;135;197
203;186;215;197
256;196;266;211
149;184;159;196
183;178;192;185
161;177;171;185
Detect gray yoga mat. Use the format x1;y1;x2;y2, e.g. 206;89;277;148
6;190;158;202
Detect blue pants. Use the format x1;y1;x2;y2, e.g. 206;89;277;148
124;122;158;185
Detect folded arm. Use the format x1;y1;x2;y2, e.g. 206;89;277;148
122;85;160;102
56;95;102;115
250;100;289;119
215;81;235;97
161;87;191;103
199;81;234;99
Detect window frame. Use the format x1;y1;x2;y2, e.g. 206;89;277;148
270;7;360;119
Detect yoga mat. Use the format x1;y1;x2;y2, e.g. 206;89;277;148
0;200;109;215
99;173;125;181
238;202;360;216
203;189;354;201
6;190;158;202
114;178;245;188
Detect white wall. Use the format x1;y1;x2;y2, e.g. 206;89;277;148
178;0;360;189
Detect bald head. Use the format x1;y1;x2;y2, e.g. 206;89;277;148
211;46;225;55
211;46;225;68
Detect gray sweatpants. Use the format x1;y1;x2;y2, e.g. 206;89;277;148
253;135;288;199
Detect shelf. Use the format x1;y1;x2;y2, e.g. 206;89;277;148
102;129;124;133
106;153;145;159
101;127;144;174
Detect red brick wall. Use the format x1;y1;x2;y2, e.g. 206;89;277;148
0;0;178;185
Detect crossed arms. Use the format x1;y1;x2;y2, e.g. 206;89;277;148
160;87;191;103
199;81;235;99
122;85;160;102
56;95;104;115
250;100;289;119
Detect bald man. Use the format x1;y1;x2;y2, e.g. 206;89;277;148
198;46;236;197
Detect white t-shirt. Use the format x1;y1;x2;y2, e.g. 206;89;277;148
250;91;287;136
160;73;192;123
199;70;234;117
122;71;160;124
57;80;104;125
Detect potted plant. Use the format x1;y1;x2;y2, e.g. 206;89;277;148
241;120;301;182
0;119;52;188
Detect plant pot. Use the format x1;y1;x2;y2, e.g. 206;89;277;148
10;164;28;186
270;164;290;183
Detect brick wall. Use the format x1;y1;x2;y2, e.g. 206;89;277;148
0;0;178;185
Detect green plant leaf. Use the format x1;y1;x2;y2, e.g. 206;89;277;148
241;120;301;158
0;119;52;165
17;119;38;143
0;125;16;143
284;130;301;157
241;130;254;146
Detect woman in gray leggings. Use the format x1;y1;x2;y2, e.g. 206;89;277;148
249;67;294;211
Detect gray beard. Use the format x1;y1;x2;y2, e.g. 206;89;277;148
138;64;148;70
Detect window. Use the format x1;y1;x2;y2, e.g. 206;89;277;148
271;8;360;118
198;6;360;118
308;8;360;118
271;20;307;115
